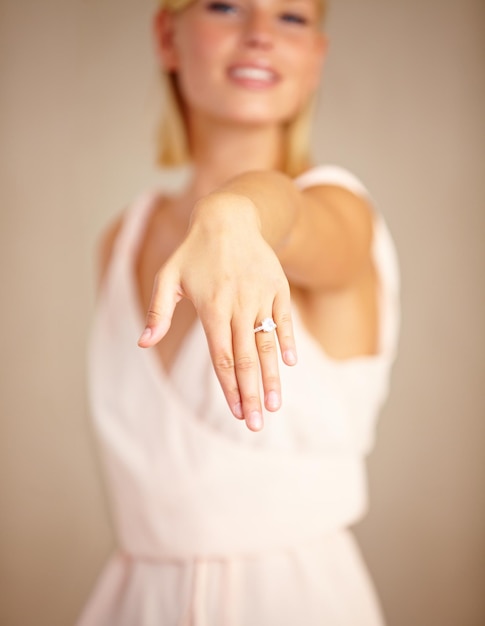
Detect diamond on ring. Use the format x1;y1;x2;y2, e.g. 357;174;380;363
254;317;277;333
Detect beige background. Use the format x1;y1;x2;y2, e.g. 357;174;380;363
1;0;484;624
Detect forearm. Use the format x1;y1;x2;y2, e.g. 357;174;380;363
215;170;301;249
190;170;298;253
190;169;374;290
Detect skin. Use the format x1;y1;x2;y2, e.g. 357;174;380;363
99;0;379;432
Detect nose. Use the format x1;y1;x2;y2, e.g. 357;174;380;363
244;11;274;50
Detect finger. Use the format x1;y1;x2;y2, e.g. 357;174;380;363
273;290;297;366
254;314;281;412
138;269;182;348
232;316;264;432
202;312;243;421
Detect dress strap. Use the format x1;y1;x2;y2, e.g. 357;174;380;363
294;164;370;198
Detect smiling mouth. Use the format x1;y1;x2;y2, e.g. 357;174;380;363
228;66;279;86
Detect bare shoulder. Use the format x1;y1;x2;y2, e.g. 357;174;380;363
303;183;375;256
293;185;380;359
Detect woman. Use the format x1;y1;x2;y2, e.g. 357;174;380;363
78;0;399;623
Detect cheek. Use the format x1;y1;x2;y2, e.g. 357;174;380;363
174;31;216;101
285;41;322;94
175;26;237;107
176;22;229;72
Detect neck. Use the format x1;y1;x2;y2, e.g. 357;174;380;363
182;112;286;202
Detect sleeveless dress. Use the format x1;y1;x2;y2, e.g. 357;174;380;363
77;165;400;626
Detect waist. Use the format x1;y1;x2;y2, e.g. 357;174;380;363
100;447;368;560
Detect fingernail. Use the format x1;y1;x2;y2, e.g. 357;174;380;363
248;411;262;431
234;402;243;419
284;350;297;365
138;328;151;344
266;391;280;411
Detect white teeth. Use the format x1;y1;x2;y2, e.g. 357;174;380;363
231;67;275;81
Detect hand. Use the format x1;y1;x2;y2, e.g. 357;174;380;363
137;192;297;431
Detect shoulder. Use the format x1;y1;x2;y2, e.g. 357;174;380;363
297;163;374;238
305;183;374;252
296;164;376;286
297;164;374;227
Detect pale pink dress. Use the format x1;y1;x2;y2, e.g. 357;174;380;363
77;166;400;626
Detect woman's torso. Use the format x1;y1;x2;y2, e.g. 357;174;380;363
88;164;400;559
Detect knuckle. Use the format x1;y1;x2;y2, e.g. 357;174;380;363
146;309;162;324
263;374;279;388
241;393;260;405
277;311;292;327
214;354;235;372
258;339;275;354
235;355;257;371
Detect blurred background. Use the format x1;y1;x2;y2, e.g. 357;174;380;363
1;0;484;624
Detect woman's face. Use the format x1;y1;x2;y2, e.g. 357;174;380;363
156;0;327;127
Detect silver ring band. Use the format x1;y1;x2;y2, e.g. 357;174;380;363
254;317;277;333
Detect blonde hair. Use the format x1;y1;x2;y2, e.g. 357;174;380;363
156;0;326;177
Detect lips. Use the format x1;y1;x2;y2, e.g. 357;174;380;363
227;64;280;88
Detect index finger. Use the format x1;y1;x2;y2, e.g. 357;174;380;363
138;269;182;347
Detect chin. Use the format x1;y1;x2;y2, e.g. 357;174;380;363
217;103;298;127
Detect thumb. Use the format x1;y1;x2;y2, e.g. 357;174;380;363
137;269;182;348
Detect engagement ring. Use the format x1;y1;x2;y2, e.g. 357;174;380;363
254;318;277;333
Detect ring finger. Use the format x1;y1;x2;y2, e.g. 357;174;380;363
254;311;281;413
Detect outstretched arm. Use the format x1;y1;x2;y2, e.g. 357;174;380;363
138;169;375;431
